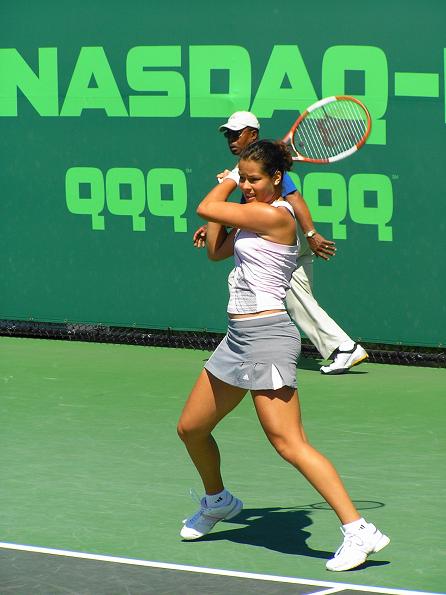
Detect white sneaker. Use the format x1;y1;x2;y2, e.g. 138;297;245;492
326;522;390;571
320;343;368;375
180;494;243;540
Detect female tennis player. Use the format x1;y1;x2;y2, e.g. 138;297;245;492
177;140;389;572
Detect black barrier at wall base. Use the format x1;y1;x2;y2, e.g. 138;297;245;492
0;320;444;369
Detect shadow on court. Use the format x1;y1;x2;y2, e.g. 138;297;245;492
345;560;390;571
186;506;390;570
188;507;331;558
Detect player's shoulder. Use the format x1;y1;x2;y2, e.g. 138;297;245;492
272;199;295;218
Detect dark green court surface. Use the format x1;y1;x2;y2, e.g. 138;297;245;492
0;548;320;595
0;545;440;595
1;337;445;594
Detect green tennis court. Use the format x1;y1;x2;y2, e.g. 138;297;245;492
1;336;444;594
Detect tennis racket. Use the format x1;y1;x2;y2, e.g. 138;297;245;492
282;95;371;164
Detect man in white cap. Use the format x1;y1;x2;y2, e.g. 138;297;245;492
194;111;368;375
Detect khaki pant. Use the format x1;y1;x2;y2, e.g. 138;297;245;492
286;239;351;359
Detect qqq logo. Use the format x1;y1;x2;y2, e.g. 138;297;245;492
65;167;187;232
289;172;393;241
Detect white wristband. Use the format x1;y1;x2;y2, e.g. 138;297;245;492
218;167;240;185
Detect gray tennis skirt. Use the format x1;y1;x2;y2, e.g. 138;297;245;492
204;312;301;390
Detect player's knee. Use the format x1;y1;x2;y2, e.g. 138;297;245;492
177;419;208;443
269;435;292;461
268;433;304;463
176;420;190;442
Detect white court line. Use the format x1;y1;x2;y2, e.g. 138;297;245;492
0;541;443;595
306;588;346;595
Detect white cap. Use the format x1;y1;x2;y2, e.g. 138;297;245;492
219;111;260;132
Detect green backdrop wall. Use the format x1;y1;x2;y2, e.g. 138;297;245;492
1;1;445;347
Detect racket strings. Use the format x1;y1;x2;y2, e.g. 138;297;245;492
294;100;368;160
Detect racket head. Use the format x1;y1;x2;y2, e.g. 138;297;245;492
283;96;371;164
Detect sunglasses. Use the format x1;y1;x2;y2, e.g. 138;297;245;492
223;128;246;140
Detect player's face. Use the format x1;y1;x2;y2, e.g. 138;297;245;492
238;159;281;204
223;127;258;155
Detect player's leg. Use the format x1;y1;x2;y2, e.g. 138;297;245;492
177;369;246;539
178;369;246;494
251;386;389;570
252;386;359;522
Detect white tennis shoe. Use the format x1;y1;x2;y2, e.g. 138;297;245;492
326;522;390;571
180;494;243;540
320;343;368;375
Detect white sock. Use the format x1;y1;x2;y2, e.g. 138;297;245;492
338;340;355;352
343;517;367;532
206;489;230;508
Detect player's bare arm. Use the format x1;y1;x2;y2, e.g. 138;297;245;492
197;179;295;245
206;224;236;261
193;169;236;248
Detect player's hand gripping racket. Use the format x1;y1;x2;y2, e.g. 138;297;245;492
282;95;371;164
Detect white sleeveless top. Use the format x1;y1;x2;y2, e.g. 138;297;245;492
227;200;298;314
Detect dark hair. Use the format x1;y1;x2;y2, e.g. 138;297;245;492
239;139;293;177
